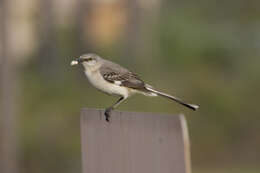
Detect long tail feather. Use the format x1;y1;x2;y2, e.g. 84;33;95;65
145;85;199;111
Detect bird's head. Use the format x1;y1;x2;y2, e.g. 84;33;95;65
71;53;101;69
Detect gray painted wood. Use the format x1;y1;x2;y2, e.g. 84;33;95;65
81;108;191;173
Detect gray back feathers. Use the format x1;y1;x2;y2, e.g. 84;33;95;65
100;59;145;90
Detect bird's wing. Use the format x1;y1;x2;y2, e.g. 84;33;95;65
100;64;145;90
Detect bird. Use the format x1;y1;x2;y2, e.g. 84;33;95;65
71;53;199;122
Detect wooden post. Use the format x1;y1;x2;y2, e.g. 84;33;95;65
81;109;191;173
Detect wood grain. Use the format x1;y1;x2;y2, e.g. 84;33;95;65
81;109;191;173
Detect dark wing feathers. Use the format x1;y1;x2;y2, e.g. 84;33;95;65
100;63;145;90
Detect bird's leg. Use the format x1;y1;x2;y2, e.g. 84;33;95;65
105;97;125;122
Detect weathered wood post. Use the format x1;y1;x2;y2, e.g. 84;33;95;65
81;108;191;173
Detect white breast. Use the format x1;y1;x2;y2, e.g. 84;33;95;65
84;70;132;98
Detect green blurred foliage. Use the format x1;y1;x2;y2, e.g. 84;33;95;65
16;1;260;173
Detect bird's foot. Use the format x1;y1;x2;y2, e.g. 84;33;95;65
104;108;112;122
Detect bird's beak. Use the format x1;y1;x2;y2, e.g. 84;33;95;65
70;58;82;66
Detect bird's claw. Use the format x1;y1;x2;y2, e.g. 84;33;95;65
104;108;112;122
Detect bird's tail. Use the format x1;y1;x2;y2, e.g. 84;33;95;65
144;84;199;111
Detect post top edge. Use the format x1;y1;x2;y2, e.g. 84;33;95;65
80;108;185;118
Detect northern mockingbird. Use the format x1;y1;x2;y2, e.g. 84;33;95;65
71;53;199;122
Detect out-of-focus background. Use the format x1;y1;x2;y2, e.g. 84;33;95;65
0;0;260;173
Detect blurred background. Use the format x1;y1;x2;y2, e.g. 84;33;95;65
1;0;260;173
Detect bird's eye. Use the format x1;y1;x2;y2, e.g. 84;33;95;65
83;58;93;62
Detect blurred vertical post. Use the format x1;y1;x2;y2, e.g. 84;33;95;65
123;0;141;58
0;0;18;173
75;0;92;53
37;0;59;78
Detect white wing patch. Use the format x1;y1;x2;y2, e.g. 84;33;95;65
114;81;122;86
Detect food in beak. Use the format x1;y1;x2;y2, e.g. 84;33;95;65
70;60;78;66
